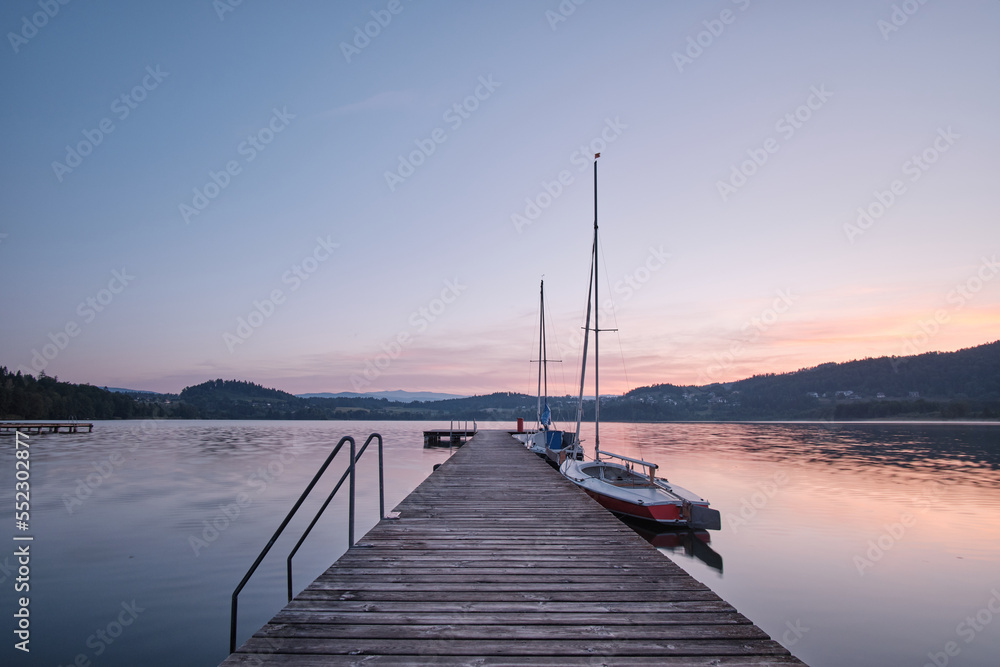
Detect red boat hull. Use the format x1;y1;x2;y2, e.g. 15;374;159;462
582;488;683;524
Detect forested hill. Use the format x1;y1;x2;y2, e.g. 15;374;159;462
734;340;1000;399
619;340;1000;421
178;379;298;418
0;368;170;420
2;340;998;421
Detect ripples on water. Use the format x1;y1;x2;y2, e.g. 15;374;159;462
1;419;997;666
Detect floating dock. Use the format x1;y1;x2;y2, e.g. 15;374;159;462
0;421;93;434
221;430;804;665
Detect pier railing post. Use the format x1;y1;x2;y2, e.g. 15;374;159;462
377;434;385;519
348;438;356;547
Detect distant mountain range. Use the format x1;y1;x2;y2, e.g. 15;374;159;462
2;340;998;421
296;390;466;403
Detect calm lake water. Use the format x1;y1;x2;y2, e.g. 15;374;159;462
1;419;998;666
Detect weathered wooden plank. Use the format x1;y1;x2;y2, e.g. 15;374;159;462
308;579;711;592
317;566;688;577
315;568;705;580
334;550;671;561
255;623;771;641
295;590;728;603
235;637;793;657
270;611;753;625
246;657;803;667
282;600;739;614
223;655;805;666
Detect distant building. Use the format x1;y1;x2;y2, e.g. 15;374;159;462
876;393;885;399
806;392;819;399
909;391;920;398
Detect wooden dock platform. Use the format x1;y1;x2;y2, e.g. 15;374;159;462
422;426;476;447
221;430;804;666
0;421;93;434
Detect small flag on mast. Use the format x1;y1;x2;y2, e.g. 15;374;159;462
594;153;600;158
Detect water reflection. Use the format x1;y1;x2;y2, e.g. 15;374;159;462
599;422;1000;490
621;517;724;573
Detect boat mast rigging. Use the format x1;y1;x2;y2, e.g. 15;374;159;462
574;153;615;461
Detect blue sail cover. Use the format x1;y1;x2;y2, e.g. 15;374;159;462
545;430;564;449
541;401;551;427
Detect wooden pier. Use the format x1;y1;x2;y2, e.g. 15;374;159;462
422;424;477;447
0;421;93;435
221;430;804;666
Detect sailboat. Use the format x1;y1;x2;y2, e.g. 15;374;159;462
515;279;569;459
559;154;721;530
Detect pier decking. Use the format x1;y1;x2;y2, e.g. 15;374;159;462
0;421;93;434
222;430;804;666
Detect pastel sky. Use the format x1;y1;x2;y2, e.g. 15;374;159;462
2;1;998;396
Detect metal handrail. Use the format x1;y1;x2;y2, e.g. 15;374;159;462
596;449;658;469
448;420;478;435
596;449;658;483
285;433;383;601
229;433;384;654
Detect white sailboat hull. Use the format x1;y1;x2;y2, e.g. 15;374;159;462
560;457;721;529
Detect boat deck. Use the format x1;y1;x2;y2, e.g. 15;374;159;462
220;429;804;666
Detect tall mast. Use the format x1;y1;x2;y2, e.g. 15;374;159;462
536;279;543;426
541;280;548;410
593;155;600;461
